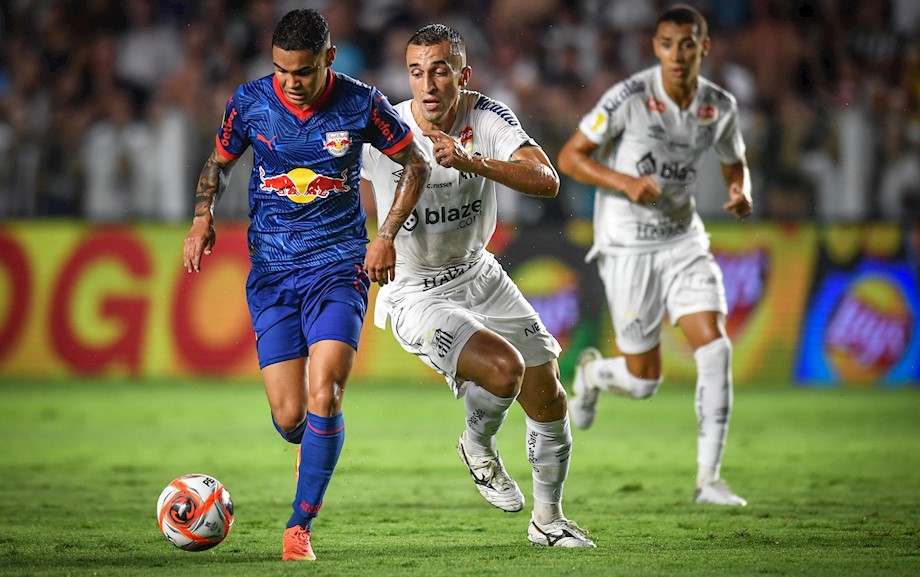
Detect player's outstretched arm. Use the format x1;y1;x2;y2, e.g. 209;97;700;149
364;139;430;286
720;161;752;219
423;130;558;198
183;148;237;273
558;131;661;204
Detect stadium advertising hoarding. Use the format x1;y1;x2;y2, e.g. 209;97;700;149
0;222;916;386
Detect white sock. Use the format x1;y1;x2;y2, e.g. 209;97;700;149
694;337;733;485
525;415;571;523
589;356;662;399
463;384;516;457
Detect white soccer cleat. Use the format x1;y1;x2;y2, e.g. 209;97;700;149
568;347;603;430
694;479;747;506
527;515;596;548
457;432;524;513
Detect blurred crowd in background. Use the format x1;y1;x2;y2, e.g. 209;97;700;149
0;0;918;225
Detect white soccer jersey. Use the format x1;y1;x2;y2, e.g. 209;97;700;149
578;65;746;258
362;90;536;326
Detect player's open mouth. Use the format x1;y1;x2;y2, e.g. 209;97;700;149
422;98;440;111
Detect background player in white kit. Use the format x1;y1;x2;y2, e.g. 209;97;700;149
557;4;752;506
361;24;593;547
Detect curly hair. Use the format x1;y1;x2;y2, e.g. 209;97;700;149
272;9;329;53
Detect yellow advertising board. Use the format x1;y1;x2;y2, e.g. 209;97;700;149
0;222;917;386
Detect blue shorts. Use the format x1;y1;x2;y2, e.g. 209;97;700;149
246;261;371;369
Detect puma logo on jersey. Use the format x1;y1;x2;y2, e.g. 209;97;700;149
256;133;277;150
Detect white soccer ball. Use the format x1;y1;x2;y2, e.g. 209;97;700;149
156;473;234;551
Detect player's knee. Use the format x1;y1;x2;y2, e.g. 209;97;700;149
272;407;307;434
309;386;343;417
482;353;525;399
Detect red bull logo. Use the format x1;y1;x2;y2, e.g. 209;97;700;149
324;131;352;157
258;166;350;204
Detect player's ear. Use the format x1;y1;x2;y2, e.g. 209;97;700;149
459;66;472;88
325;45;337;67
701;36;711;57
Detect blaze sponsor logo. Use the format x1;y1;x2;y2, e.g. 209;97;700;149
403;209;419;231
324;131;352;157
647;97;666;112
636;152;656;176
659;161;696;182
422;200;482;229
258;166;350;203
635;152;696;182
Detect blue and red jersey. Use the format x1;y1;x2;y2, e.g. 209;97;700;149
216;70;413;273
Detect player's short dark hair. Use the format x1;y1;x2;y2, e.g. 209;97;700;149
656;4;708;39
408;24;466;60
272;9;329;53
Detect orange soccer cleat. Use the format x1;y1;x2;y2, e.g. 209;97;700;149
282;525;316;561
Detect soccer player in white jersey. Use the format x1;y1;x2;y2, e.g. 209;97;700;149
557;4;752;506
361;24;594;547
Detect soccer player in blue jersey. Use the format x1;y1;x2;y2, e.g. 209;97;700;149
182;9;430;561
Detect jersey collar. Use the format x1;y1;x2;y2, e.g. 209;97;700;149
272;70;336;121
655;65;699;113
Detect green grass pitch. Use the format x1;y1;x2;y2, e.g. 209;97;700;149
1;378;918;576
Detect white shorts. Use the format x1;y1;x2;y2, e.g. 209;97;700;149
596;237;726;354
386;253;561;398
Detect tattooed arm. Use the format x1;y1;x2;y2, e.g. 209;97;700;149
183;148;237;273
364;139;431;286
